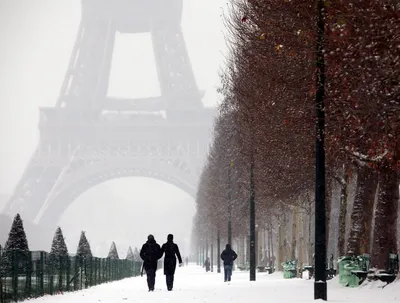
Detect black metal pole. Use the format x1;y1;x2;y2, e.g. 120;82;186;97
217;229;221;273
249;157;256;281
314;0;327;300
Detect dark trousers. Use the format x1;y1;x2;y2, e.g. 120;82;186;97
146;269;156;290
224;265;232;282
166;274;174;290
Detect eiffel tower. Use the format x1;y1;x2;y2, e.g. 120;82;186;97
3;0;214;230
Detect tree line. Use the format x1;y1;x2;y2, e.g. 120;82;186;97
193;0;399;270
0;213;141;272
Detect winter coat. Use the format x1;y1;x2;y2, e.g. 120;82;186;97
221;245;238;266
204;259;210;271
161;241;182;275
140;239;162;270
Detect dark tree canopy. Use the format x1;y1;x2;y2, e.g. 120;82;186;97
50;227;68;259
76;231;92;259
133;247;140;261
126;246;134;261
3;213;29;252
107;241;119;259
1;214;29;274
193;0;399;269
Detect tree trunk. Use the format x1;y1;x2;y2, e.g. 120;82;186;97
277;215;284;270
211;234;214;272
298;211;304;276
346;165;378;255
325;177;332;249
291;209;298;260
338;167;350;256
283;213;290;261
270;223;275;269
267;225;271;267
307;198;313;265
206;236;209;259
240;235;245;265
372;167;399;269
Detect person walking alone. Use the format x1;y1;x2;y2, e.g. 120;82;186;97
204;256;211;272
140;234;162;291
220;244;238;282
161;234;183;291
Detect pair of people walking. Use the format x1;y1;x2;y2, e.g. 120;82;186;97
140;234;183;291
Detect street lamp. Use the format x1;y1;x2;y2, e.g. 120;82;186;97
314;0;327;300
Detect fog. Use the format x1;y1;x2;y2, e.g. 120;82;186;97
0;0;227;256
59;178;195;258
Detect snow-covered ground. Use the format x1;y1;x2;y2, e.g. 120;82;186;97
27;264;399;303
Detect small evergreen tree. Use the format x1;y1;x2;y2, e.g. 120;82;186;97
0;214;29;274
107;241;119;259
76;231;92;259
133;247;140;261
49;227;68;265
126;246;134;261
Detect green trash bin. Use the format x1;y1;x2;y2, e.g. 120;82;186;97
343;261;361;287
338;256;365;287
338;256;353;286
282;260;297;279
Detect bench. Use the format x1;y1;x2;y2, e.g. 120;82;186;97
302;265;314;279
326;268;337;280
350;270;369;285
265;267;274;274
326;254;337;280
374;254;399;287
302;254;336;280
350;253;399;287
348;254;370;285
374;272;397;287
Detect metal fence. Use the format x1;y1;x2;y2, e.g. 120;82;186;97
0;248;142;303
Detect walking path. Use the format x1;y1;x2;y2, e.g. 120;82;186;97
28;264;399;303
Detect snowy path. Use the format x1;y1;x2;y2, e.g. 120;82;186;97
27;264;399;303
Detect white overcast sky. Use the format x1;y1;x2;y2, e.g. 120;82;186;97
0;0;228;195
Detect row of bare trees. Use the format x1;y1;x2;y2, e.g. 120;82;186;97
193;0;399;270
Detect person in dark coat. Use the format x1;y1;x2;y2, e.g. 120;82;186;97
204;256;211;272
220;244;238;282
160;234;183;291
140;234;162;291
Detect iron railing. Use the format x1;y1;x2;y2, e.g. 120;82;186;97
0;247;142;303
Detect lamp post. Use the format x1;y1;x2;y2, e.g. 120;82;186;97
249;157;256;281
314;0;327;300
